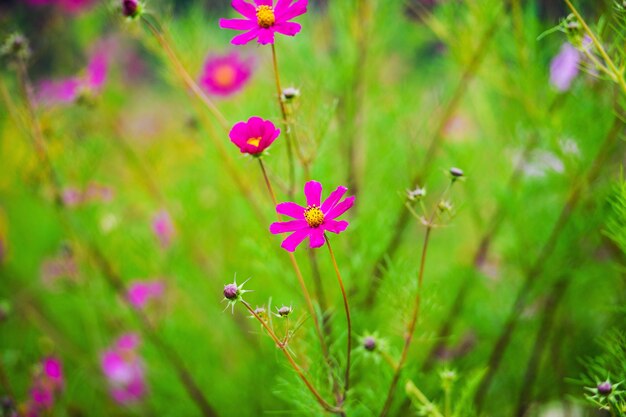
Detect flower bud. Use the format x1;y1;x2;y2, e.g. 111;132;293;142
363;336;376;352
281;87;300;101
449;167;464;178
407;186;426;201
121;0;142;18
277;305;292;317
597;381;612;396
223;283;239;300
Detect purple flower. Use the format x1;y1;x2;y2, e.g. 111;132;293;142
550;43;580;92
126;280;165;309
101;333;146;405
270;180;355;252
219;0;308;45
152;209;175;248
198;52;253;97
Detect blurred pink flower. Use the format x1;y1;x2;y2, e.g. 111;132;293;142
101;333;146;405
199;52;253;97
127;280;165;309
27;357;64;414
40;252;78;287
229;116;280;155
550;43;580;91
61;183;115;208
23;0;95;13
43;357;64;389
219;0;308;45
270;180;354;252
37;47;108;106
152;210;175;248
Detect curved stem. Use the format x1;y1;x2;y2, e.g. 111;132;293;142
324;235;352;404
258;158;336;386
241;300;343;414
270;44;295;197
378;225;433;417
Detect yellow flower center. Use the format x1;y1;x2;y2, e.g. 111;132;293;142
304;205;324;228
246;137;261;147
213;64;236;87
256;5;275;28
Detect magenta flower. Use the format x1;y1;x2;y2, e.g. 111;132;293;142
199;52;253;97
219;0;308;45
550;43;580;91
101;333;146;405
27;357;64;413
127;280;165;309
229;116;280;155
36;48;108;106
42;357;64;389
270;180;355;252
152;209;175;248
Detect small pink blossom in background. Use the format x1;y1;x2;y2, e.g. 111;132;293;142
229;116;280;155
61;182;115;208
43;357;64;389
550;43;580;91
220;0;308;45
40;252;78;287
101;333;146;405
270;180;355;252
26;357;64;414
37;46;109;107
23;0;95;13
199;52;253;97
152;209;175;248
127;280;165;309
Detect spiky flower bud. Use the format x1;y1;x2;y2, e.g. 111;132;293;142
121;0;143;19
363;336;376;352
597;381;612;396
223;283;239;300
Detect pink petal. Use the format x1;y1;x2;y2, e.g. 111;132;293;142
270;220;307;234
325;196;355;220
219;18;257;30
308;228;325;248
320;186;347;213
277;0;307;20
254;0;272;5
304;181;322;207
276;202;305;219
281;228;311;252
274;0;293;13
232;0;257;19
257;28;276;45
231;29;261;45
323;220;349;234
273;21;301;36
86;51;108;90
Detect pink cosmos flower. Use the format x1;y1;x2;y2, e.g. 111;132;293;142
152;209;175;248
27;357;64;413
42;357;64;389
198;52;253;97
126;280;165;309
229;116;280;155
37;48;108;106
550;43;580;91
101;333;146;405
270;180;355;252
219;0;308;45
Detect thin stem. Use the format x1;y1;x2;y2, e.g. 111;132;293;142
325;235;352;404
565;0;626;95
258;158;336;390
270;43;296;197
378;225;433;417
361;12;502;308
241;301;343;414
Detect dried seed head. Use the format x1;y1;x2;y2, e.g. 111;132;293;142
597;381;612;396
363;336;376;352
1;33;31;62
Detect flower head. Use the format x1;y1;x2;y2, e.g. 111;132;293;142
126;280;165;310
101;333;146;405
219;0;308;45
550;43;580;92
152;209;175;248
270;180;355;252
597;381;612;396
222;277;251;313
199;52;253;97
229;116;280;156
121;0;142;18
